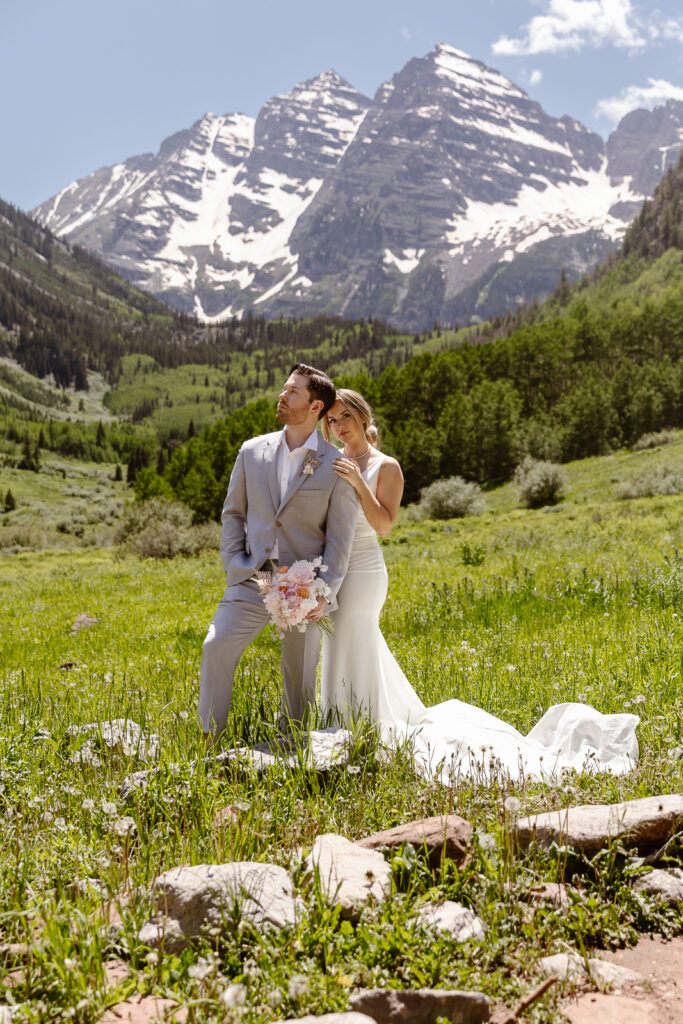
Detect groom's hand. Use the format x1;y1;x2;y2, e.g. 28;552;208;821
306;595;328;622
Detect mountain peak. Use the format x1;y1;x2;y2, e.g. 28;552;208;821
424;42;527;100
432;42;473;60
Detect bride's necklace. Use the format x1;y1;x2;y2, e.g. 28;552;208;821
344;445;371;461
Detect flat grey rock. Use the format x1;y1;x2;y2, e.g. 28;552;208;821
415;901;485;942
215;728;353;773
633;866;683;904
349;988;489;1024
120;729;352;798
69;719;160;761
539;952;641;987
304;834;391;921
515;795;683;854
139;862;302;952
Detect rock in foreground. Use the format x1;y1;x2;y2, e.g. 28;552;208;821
415;901;485;942
349;988;489;1024
305;834;391;921
633;867;683;904
357;814;472;868
515;795;683;854
139;863;301;952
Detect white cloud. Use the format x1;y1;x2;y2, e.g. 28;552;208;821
401;26;412;40
594;77;683;122
492;0;645;56
529;69;543;85
651;16;683;43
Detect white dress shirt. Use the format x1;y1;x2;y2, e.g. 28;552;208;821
272;426;319;559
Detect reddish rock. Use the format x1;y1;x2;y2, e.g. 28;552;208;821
357;814;472;868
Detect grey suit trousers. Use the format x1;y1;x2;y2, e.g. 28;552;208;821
198;578;321;736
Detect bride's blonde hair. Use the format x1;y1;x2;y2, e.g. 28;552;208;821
323;388;380;449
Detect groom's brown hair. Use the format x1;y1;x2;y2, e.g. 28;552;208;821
290;363;336;419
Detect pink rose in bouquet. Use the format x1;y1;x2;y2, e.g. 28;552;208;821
254;557;333;637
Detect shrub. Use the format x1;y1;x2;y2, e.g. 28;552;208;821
419;476;485;519
461;542;486;566
632;429;678;451
116;497;219;558
617;463;683;500
514;456;567;509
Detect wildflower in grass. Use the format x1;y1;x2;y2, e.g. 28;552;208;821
188;958;214;981
145;951;159;966
221;983;247;1008
265;989;283;1009
242;958;258;980
112;815;136;837
234;801;251;812
81;798;95;811
504;664;516;672
288;974;308;999
63;958;76;971
347;765;361;775
504;796;521;816
102;801;117;816
41;811;53;825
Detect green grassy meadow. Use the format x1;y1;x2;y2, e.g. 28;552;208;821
1;440;683;1021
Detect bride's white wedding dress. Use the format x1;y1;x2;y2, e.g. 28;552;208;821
321;453;639;783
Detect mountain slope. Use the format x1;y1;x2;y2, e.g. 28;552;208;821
32;47;683;330
34;73;371;322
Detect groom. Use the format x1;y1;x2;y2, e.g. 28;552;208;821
199;363;358;740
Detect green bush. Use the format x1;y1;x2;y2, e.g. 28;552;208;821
617;463;683;499
419;476;485;519
116;498;220;558
632;429;678;451
514;456;567;508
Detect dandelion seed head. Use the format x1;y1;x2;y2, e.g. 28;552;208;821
221;983;247;1008
266;989;283;1009
504;796;521;815
288;974;308;999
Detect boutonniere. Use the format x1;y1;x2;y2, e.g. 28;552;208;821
301;451;321;477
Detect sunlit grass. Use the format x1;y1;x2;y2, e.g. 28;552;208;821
0;484;682;1021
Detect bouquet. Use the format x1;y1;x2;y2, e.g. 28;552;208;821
254;557;333;637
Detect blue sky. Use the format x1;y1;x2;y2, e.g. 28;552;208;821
3;0;682;212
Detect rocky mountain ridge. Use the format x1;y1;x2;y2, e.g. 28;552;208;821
33;45;683;330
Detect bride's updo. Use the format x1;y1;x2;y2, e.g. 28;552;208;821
323;388;380;449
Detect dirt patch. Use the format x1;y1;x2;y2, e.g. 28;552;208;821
563;934;683;1024
99;994;187;1023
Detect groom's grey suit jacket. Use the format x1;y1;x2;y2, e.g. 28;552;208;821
220;429;358;609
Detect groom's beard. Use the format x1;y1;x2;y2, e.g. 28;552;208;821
276;403;313;425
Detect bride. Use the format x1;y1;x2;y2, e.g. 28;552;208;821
320;389;639;783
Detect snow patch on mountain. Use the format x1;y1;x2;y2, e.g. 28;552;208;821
445;159;645;258
384;248;425;273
